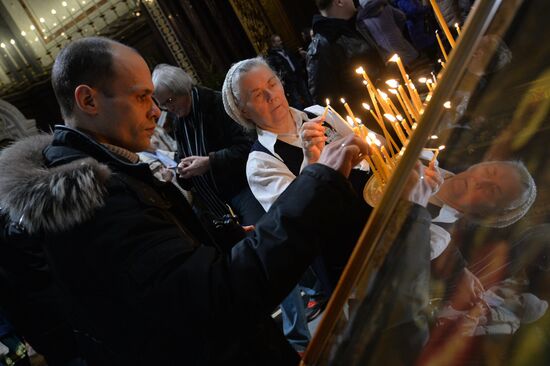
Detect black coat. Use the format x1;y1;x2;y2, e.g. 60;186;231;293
307;14;384;111
0;126;369;365
174;86;252;201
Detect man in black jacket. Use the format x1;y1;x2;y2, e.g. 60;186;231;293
266;34;313;110
0;37;376;365
0;36;440;365
307;0;385;114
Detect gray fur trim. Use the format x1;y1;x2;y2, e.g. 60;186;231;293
0;134;111;234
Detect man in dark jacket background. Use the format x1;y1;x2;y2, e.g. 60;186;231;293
307;0;385;115
0;37;374;365
266;34;313;110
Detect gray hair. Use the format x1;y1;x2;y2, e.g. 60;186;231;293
468;160;536;228
222;57;271;129
152;63;194;96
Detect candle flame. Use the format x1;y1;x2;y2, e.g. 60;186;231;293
62;1;68;6
412;123;418;130
389;54;399;62
377;90;388;99
430;135;439;140
388;88;398;95
325;98;330;105
346;116;355;127
385;79;399;88
383;113;396;122
9;39;15;45
418;77;427;83
362;102;371;110
340;98;346;104
362;80;368;86
438;145;446;150
355;117;362;124
51;9;57;15
355;66;365;74
443;101;452;109
426;94;432;102
20;31;26;36
396;115;403;121
40;17;45;23
30;24;35;30
0;43;5;49
454;23;459;28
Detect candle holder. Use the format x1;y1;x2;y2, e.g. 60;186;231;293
363;174;385;208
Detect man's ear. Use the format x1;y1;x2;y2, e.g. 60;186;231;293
74;85;99;115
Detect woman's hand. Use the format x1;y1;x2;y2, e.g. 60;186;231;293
318;134;369;178
300;115;327;165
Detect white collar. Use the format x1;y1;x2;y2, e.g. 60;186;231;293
432;204;462;223
256;108;308;160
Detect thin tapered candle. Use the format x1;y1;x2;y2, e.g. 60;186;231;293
435;30;449;62
429;0;456;48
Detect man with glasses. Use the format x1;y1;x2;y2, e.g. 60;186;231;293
152;64;262;229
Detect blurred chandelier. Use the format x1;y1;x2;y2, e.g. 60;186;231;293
0;0;142;95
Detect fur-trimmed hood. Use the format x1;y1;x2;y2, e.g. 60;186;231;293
0;134;111;235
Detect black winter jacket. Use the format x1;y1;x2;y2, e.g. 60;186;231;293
307;14;384;111
0;126;368;365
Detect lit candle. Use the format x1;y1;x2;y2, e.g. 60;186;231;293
367;136;390;182
384;114;407;145
435;30;449;62
389;88;414;128
340;98;357;123
375;89;393;116
430;145;446;162
408;82;424;114
357;67;383;120
322;98;330;119
381;146;393;167
362;102;398;155
397;115;412;136
428;0;456;48
364;81;383;121
438;58;446;69
371;134;393;176
389;54;408;85
454;22;461;36
397;84;419;120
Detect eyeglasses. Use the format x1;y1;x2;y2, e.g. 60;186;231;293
155;96;176;111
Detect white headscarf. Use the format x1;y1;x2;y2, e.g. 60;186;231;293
222;57;271;130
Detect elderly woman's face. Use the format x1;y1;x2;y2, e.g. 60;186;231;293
239;65;290;132
440;162;523;216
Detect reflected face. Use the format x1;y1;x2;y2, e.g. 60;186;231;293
271;36;283;49
239;65;290;132
439;162;524;216
153;86;192;118
468;35;501;76
94;45;160;152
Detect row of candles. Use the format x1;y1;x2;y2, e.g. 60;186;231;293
316;1;459;186
321;53;447;185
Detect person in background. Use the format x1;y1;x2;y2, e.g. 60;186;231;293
356;0;420;67
266;34;313;110
152;64;263;229
307;0;385;112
